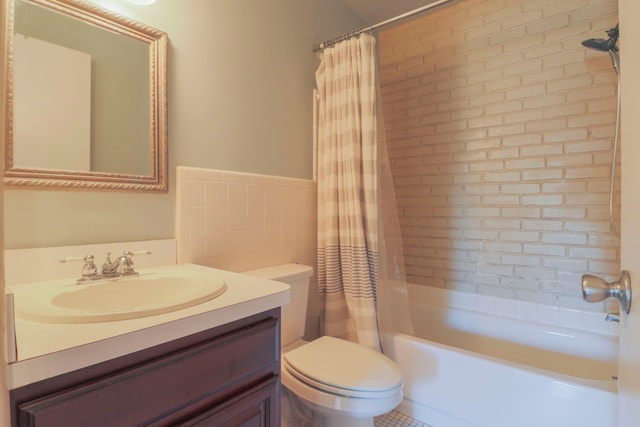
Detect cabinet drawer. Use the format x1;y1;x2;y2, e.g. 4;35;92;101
17;317;278;427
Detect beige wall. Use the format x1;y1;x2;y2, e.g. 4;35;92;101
380;0;619;310
3;0;364;249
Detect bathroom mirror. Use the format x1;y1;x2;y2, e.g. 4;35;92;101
3;0;168;192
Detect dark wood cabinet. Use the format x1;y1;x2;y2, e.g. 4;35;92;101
184;376;277;427
10;309;281;427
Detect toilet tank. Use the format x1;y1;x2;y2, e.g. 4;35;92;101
243;264;314;347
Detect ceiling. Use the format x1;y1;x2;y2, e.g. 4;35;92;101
338;0;445;25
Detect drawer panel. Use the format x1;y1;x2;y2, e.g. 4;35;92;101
17;317;278;427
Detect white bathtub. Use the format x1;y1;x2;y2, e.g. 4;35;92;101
382;290;618;427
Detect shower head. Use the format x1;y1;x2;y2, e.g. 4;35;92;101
581;38;617;52
582;24;620;74
581;24;619;52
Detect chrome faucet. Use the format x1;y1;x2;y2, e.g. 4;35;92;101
101;251;137;278
61;250;151;284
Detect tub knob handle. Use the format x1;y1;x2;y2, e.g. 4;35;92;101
582;271;631;314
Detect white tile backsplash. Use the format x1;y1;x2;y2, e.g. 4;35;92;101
175;166;317;273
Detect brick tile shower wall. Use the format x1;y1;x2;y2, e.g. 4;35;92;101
379;0;619;310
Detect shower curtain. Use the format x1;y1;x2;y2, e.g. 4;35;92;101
315;34;385;350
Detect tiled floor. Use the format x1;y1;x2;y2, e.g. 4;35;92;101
374;410;432;427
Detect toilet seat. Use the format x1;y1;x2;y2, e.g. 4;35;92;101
282;336;403;398
283;364;402;399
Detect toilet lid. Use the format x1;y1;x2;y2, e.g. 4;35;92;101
283;336;403;393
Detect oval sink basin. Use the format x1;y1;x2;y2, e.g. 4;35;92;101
14;270;226;323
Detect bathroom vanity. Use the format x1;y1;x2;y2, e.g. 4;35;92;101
10;309;280;426
5;255;290;427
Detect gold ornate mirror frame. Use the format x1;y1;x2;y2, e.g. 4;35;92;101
2;0;168;192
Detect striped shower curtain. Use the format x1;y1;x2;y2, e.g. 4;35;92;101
315;34;381;350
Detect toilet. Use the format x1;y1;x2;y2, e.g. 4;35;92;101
244;264;403;427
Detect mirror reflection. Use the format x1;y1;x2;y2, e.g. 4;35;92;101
4;0;168;191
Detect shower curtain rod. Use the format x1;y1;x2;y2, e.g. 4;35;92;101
312;0;456;52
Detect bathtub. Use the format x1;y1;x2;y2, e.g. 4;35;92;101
382;289;618;427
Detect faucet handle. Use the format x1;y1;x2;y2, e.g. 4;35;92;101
60;254;98;282
131;250;152;256
117;250;150;274
122;251;134;264
123;250;152;265
81;255;98;279
60;254;93;264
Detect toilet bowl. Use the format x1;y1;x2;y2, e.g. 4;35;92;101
244;264;404;427
282;336;403;426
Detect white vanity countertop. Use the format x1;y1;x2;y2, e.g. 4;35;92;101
6;263;290;390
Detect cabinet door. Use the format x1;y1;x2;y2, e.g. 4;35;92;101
184;376;279;427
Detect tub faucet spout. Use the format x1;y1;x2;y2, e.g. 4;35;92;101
605;313;620;323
